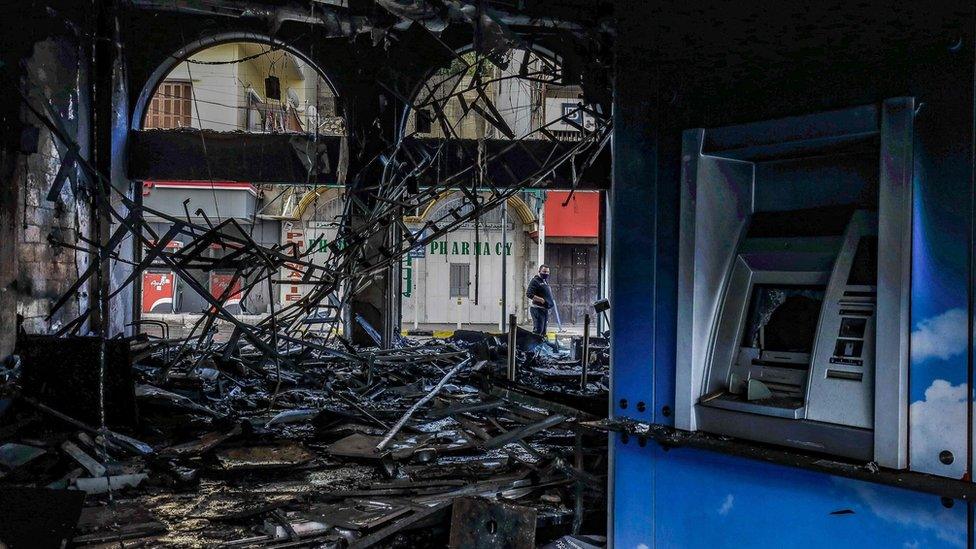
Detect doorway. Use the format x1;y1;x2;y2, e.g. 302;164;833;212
546;243;599;326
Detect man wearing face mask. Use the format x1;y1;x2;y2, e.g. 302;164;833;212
526;265;554;336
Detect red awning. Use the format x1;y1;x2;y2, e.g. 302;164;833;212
544;191;600;238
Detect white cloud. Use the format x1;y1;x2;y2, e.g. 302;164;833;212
911;308;968;363
718;494;734;516
903;542;920;549
839;479;966;548
910;380;967;477
636;544;649;549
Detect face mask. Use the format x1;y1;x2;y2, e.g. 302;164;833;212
540;273;549;280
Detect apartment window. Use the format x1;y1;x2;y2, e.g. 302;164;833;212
450;263;470;298
146;80;193;129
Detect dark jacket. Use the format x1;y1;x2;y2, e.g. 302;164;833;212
526;275;554;309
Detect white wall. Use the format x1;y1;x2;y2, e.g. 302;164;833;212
159;43;325;132
280;221;340;305
402;221;537;326
163;43;242;131
279;189;540;327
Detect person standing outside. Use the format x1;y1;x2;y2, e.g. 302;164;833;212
526;265;553;336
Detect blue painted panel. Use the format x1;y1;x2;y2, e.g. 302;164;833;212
652;136;681;426
609;169;657;422
908;96;972;478
609;86;658;424
611;433;655;547
643;447;967;549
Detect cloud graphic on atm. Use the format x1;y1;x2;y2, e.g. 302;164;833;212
910;308;967;363
909;379;967;478
840;478;966;548
717;494;734;516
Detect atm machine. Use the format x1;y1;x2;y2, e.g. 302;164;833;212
675;99;913;465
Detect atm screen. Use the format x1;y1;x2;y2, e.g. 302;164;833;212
741;285;826;353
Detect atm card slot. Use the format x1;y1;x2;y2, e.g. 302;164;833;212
839;309;873;316
826;369;863;382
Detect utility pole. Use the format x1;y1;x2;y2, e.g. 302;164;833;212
501;200;508;331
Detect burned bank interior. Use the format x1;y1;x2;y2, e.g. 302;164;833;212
3;1;976;548
0;1;615;547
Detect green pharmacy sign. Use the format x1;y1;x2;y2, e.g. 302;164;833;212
428;241;512;256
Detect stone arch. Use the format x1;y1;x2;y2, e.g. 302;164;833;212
132;32;341;132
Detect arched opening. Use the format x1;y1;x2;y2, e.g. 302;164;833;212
134;38;347;327
394;45;607;332
402;46;595;142
138;40;343;134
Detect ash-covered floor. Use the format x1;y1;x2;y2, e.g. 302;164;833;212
0;328;608;548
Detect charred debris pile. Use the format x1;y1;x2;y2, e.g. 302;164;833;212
0;5;614;544
0;316;609;547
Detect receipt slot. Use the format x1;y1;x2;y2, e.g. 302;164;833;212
675;100;914;466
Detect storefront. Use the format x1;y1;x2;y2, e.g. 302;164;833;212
140;180;279;314
402;191;541;327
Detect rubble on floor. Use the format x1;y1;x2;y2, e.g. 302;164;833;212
0;4;615;544
0;325;608;547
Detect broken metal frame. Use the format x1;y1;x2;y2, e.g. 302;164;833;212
6;4;612;445
0;5;616;547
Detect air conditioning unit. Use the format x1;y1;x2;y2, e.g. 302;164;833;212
544;98;595;132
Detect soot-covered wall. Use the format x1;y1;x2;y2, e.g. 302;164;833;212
0;4;97;356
